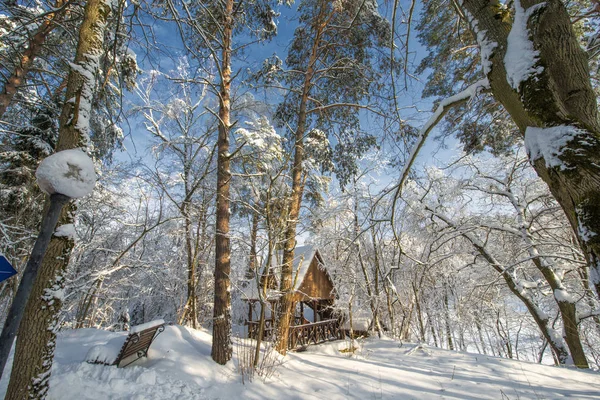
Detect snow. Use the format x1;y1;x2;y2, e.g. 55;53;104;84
0;326;597;400
340;317;371;331
578;224;597;243
36;149;97;198
240;284;281;301
54;224;76;239
524;125;584;170
577;206;598;243
463;9;497;76
554;288;575;304
291;245;318;291
234;116;283;169
504;0;546;90
477;30;497;76
130;319;165;334
85;335;127;365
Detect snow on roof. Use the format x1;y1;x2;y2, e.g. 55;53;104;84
290;245;319;291
241;245;327;300
239;282;281;301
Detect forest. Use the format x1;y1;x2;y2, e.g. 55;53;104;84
1;0;600;398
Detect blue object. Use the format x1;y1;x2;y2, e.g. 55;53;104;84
0;256;17;283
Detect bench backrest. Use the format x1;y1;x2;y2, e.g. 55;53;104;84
115;323;166;368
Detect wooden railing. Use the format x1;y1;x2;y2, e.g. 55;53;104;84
247;318;342;350
247;319;275;340
288;319;342;350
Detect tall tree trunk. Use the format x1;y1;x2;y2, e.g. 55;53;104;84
183;204;198;329
443;283;454;351
5;1;111;397
461;0;600;302
384;278;395;337
211;0;233;365
475;315;487;355
355;197;382;337
413;283;426;342
247;210;259;279
358;249;382;336
0;0;69;118
427;308;439;347
275;2;330;354
253;240;274;368
371;227;383;335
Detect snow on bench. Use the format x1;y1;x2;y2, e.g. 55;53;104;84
85;319;166;368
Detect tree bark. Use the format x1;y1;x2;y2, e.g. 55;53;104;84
247;210;259;279
4;1;111;397
211;0;233;365
183;203;198;329
443;283;454;350
0;0;69;118
413;283;426;342
461;0;600;304
0;193;69;381
275;2;330;354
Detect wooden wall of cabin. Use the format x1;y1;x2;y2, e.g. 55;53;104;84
294;257;334;301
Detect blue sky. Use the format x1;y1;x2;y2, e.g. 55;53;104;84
115;0;460;194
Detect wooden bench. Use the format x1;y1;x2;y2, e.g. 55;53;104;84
85;319;166;368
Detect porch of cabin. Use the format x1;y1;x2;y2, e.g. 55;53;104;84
243;246;343;350
245;298;343;350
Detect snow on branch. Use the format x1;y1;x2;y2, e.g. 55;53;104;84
395;78;489;196
462;9;497;76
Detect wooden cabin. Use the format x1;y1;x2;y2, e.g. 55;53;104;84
242;245;342;349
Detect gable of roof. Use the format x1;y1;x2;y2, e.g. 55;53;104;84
242;244;335;300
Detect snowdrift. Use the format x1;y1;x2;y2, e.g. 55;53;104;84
0;325;597;399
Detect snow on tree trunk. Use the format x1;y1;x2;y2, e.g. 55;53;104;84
460;0;600;310
5;1;111;398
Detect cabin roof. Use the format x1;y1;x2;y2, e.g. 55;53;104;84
241;245;333;301
289;245;319;291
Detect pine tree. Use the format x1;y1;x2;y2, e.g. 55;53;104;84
164;0;282;365
269;0;392;353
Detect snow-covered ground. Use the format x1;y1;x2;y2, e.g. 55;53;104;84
1;325;598;399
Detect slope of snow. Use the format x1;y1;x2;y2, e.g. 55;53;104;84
0;326;597;399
